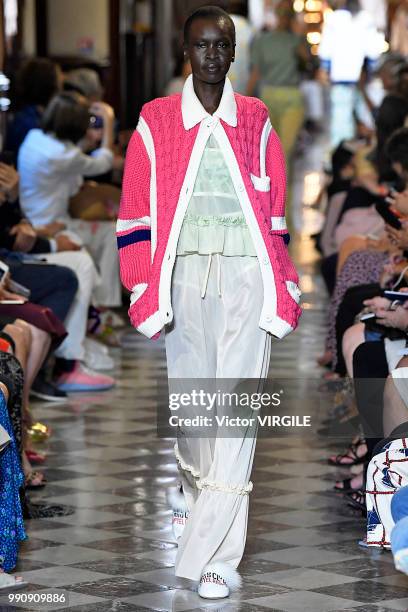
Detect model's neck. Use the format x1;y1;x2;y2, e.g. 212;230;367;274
192;75;225;115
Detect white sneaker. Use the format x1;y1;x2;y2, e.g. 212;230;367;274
198;563;241;599
168;487;189;541
84;337;115;370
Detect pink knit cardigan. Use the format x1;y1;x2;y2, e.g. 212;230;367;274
117;93;301;338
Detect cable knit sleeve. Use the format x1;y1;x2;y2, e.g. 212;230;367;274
117;128;151;296
265;128;288;241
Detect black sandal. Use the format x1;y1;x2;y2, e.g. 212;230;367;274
334;478;355;493
328;438;368;467
346;489;367;515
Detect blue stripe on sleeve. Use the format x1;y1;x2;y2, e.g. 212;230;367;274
117;228;151;249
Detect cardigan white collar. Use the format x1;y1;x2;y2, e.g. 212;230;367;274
181;74;237;130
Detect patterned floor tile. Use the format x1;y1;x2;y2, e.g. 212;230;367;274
243;590;365;611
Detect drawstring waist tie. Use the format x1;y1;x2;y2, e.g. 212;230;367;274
201;253;222;299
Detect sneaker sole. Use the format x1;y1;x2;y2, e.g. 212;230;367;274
30;390;68;403
57;384;114;393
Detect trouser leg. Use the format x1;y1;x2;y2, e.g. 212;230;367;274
67;219;121;307
6;261;78;322
41;251;98;361
330;84;356;148
165;255;270;581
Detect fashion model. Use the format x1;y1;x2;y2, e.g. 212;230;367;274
117;5;301;600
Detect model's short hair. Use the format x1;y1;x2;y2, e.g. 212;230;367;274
16;58;59;107
184;5;235;44
386;127;408;172
41;92;89;144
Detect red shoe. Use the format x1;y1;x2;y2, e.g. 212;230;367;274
26;450;47;464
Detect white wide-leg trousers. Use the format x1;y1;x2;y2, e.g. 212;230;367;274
165;254;271;581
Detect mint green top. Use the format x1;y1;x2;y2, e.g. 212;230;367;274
177;135;256;256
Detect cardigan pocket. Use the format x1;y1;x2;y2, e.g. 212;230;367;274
250;174;271;223
286;280;301;304
250;173;271;192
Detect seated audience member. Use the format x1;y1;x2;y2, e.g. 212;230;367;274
64;68;104;103
17;92;121;309
321;120;408;374
64;68;124;191
319;143;356;294
322;129;408;507
0;161;115;393
0;379;26;587
362;346;408;550
6;58;61;162
0;340;67;533
0;267;71;488
357;53;405;123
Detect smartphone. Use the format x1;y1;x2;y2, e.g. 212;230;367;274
0;299;25;304
384;291;408;303
89;114;104;129
0;261;9;286
375;202;402;230
8;279;31;299
360;312;376;321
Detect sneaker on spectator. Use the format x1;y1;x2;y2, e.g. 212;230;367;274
31;375;68;402
83;337;115;370
56;362;115;392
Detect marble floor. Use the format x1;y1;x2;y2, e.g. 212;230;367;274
3;139;408;611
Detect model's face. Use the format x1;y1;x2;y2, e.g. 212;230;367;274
184;18;235;85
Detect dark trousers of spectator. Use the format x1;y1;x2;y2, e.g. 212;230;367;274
4;260;78;322
321;253;338;296
335;283;381;375
352;340;388;459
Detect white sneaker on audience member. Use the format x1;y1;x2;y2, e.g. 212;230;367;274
168;486;189;541
83;337;114;370
198;563;241;599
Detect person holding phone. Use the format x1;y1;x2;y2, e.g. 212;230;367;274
118;5;301;598
0;159;115;394
18;92;121;310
